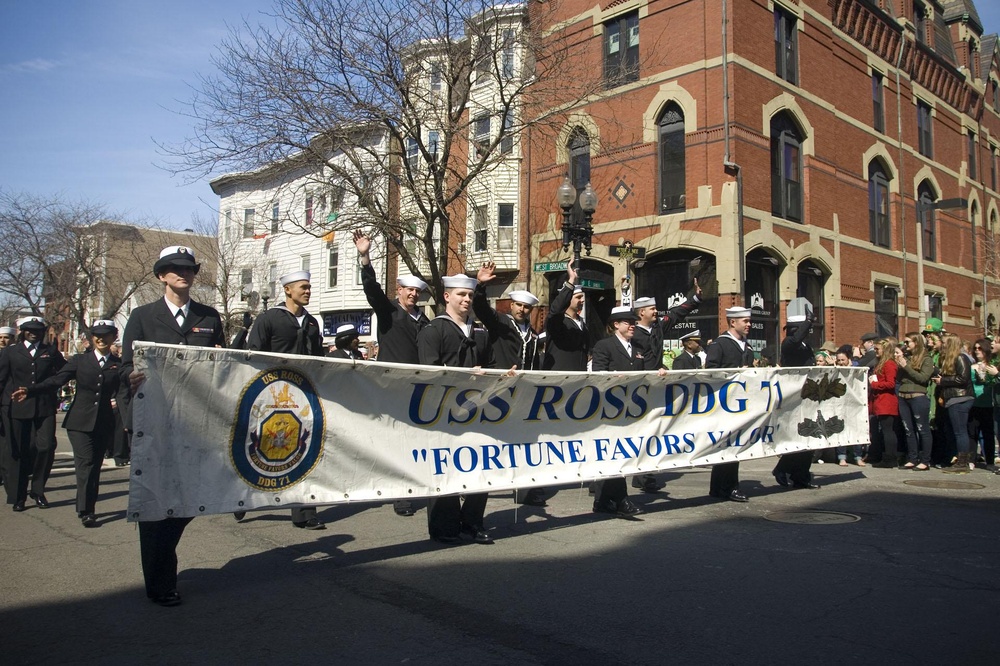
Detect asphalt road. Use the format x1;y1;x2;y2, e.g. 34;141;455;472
2;431;999;665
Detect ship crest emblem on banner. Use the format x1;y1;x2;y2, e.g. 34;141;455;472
230;368;324;491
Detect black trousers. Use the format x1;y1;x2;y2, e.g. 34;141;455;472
773;450;813;485
968;405;995;463
290;506;317;523
594;477;628;505
514;487;546;504
709;461;740;496
427;493;488;539
139;517;193;598
67;427;112;514
2;413;57;504
110;408;130;463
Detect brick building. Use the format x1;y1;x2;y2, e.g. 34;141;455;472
521;0;1000;352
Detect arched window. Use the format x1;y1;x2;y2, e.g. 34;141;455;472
917;181;936;261
568;128;591;225
658;103;685;214
796;260;826;348
745;249;783;352
868;159;891;247
771;112;803;222
971;201;979;272
990;210;999;277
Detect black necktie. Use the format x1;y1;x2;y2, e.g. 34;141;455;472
176;310;185;327
99;356;106;367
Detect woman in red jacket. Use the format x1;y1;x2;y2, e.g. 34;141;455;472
870;339;901;468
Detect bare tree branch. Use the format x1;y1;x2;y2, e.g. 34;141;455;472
0;191;164;338
159;0;631;306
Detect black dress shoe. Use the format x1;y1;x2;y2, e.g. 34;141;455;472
631;474;659;492
12;501;26;512
81;514;97;527
615;498;643;517
151;591;182;607
233;511;246;521
727;489;749;503
393;500;415;516
431;534;460;544
792;481;820;489
518;489;547;506
461;526;494;544
115;460;130;467
292;517;326;530
592;498;619;515
772;470;790;487
29;493;49;508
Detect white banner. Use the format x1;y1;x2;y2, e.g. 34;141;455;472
127;343;870;521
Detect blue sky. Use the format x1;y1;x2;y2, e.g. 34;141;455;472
0;0;275;229
2;1;1000;231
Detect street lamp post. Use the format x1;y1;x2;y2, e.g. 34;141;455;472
260;285;272;312
557;176;597;263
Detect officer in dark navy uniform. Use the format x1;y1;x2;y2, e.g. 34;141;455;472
327;324;364;360
15;320;123;526
630;288;702;492
107;339;131;467
244;270;326;530
590;306;649;518
0;316;66;511
353;230;429;364
631;281;702;372
354;230;429;516
542;259;588;372
0;325;14;487
704;305;755;503
773;311;820;489
472;261;545;505
120;245;225;607
670;330;703;370
418;274;492;545
473;261;541;371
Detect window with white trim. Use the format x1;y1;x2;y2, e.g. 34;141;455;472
770;112;803;222
328;245;339;288
473;205;487;253
243;209;255;238
917;101;933;158
774;7;798;85
872;72;885;133
604;12;639;88
497;203;514;250
868;159;891;248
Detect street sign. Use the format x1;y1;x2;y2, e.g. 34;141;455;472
609;243;646;259
934;198;968;210
578;278;605;289
533;261;569;272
